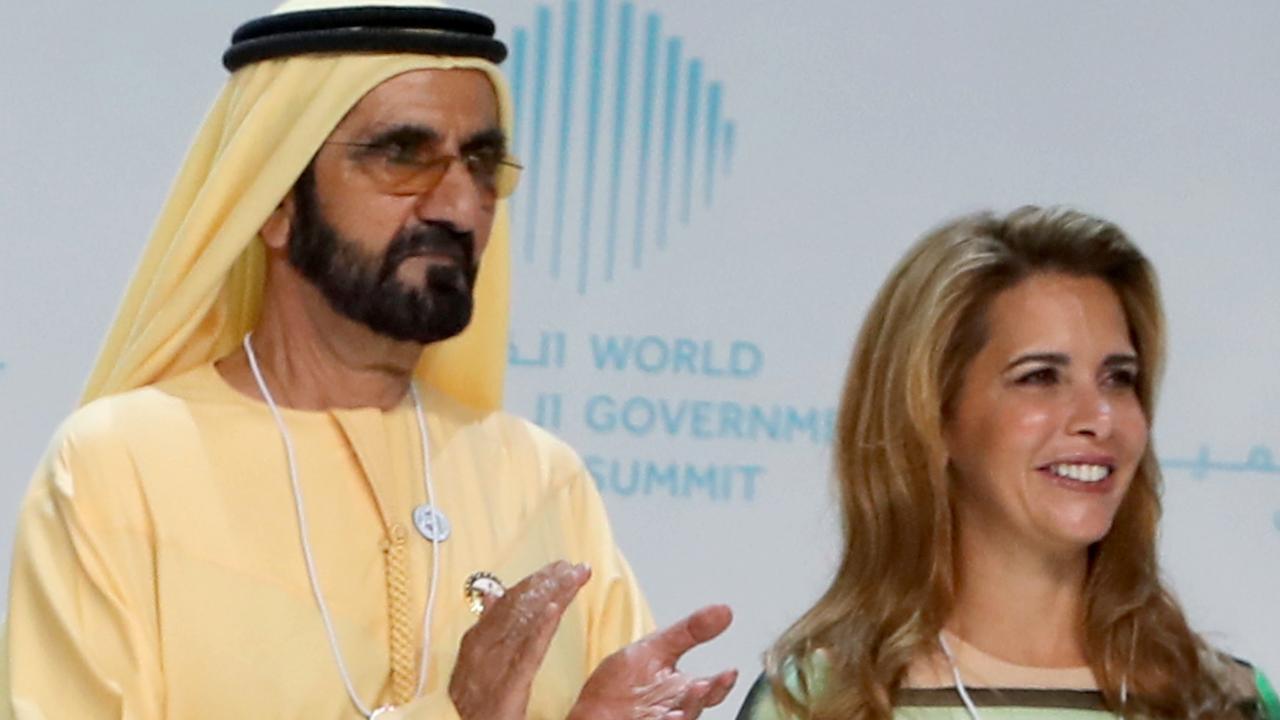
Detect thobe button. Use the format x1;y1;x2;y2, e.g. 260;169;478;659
412;504;450;542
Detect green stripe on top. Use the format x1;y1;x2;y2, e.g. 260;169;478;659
1257;668;1280;720
736;673;1122;720
738;664;1280;719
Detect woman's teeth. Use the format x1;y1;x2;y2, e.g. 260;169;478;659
1048;463;1110;483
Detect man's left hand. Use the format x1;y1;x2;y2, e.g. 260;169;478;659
567;604;737;720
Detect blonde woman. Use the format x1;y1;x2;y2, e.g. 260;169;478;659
738;207;1279;719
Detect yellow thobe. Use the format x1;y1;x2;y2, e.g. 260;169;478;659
6;364;653;718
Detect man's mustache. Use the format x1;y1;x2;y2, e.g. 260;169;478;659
379;223;475;283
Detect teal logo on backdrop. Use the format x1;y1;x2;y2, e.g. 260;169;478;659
509;329;835;504
502;3;766;505
1162;444;1279;480
1161;444;1279;531
506;0;737;294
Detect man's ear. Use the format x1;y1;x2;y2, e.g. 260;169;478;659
260;191;295;251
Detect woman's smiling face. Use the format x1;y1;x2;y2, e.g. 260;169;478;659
945;272;1149;554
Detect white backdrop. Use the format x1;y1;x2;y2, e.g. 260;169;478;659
2;1;1278;715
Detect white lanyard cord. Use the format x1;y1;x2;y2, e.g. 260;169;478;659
410;381;442;698
937;633;1128;720
938;634;983;720
244;333;439;718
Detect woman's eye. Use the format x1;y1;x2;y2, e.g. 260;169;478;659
1016;367;1058;386
1106;369;1138;388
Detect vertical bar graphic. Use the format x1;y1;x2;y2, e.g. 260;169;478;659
509;28;528;221
658;37;681;249
510;6;737;292
604;1;634;282
704;82;721;207
522;8;552;264
629;11;660;269
632;13;659;269
551;0;580;279
510;29;528;156
576;0;607;295
723;120;735;176
681;59;702;225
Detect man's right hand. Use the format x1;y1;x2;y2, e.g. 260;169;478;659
447;561;590;720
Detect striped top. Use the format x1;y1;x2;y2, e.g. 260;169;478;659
738;633;1280;719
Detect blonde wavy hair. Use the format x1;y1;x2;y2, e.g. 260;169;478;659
766;206;1247;719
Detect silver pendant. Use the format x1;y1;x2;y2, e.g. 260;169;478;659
412;503;450;542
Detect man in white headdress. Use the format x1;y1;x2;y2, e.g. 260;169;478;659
3;2;736;717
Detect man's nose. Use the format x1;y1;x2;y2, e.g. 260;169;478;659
412;158;488;232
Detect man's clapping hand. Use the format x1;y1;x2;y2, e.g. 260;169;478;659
448;561;590;720
569;604;737;720
447;560;736;720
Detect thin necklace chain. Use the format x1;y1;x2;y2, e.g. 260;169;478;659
937;633;1128;720
243;333;441;718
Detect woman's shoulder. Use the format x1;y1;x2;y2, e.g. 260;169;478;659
735;653;832;720
1253;664;1280;720
736;672;776;720
1218;655;1280;720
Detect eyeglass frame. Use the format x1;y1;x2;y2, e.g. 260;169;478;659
321;140;524;199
